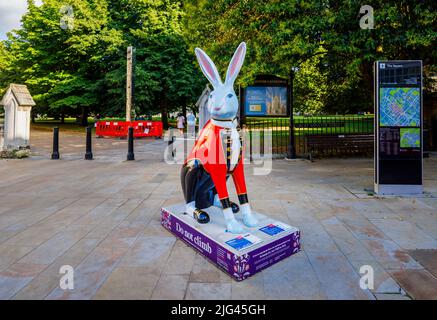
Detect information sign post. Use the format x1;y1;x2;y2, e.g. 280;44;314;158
374;60;423;194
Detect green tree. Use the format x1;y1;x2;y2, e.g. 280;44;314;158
103;0;204;128
183;0;436;114
3;0;125;124
321;0;436;113
294;50;328;115
1;0;203;127
0;42;14;97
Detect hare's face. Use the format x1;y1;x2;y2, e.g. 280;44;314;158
208;85;238;120
195;43;246;121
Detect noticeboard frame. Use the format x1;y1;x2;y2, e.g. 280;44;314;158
374;60;423;194
239;75;291;119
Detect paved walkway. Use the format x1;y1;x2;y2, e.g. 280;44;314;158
0;129;436;300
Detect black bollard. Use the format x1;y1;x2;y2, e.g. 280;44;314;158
127;127;135;161
167;127;175;161
85;126;93;160
51;127;60;160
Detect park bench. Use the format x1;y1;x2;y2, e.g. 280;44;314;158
305;134;373;159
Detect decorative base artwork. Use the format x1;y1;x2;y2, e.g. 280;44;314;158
161;204;301;281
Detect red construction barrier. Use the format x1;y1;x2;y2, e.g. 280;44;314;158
95;121;163;138
113;121;128;137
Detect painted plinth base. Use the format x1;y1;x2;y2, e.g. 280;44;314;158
161;204;301;281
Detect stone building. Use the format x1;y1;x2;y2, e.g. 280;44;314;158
0;84;36;150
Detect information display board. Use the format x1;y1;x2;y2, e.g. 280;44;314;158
245;86;288;116
240;75;290;118
374;61;423;194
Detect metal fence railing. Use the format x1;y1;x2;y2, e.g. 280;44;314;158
294;114;374;158
244;117;290;158
243;114;375;159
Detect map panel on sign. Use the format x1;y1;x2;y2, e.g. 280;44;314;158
400;128;420;148
379;87;420;127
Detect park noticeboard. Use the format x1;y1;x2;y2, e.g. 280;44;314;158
374;60;423;194
240;75;290;118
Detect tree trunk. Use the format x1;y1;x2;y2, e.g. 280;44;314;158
60;114;65;124
160;92;169;130
81;107;88;126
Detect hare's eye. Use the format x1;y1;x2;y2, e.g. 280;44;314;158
209;94;213;99
227;93;233;98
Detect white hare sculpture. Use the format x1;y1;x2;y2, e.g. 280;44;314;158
180;42;258;234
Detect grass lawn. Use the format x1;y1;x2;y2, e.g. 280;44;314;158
31;118;97;134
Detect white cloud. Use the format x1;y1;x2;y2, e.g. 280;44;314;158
0;0;42;40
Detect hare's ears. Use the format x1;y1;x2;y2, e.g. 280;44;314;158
195;47;222;88
225;42;246;86
195;42;247;88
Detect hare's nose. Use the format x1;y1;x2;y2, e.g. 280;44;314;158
214;107;221;111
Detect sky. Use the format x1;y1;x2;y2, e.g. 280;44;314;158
0;0;42;40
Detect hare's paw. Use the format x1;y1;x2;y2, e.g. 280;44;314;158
241;204;258;227
226;219;244;234
243;213;258;227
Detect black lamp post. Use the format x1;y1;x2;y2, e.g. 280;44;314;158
287;68;297;159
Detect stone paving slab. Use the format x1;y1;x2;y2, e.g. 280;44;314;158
407;249;437;278
306;251;374;300
262;251;326;300
375;293;411;300
162;240;196;276
0;262;48;299
0;245;36;271
0;130;436;299
370;218;437;250
360;238;423;270
348;259;401;294
186;283;232;300
151;274;189;300
46;246;128;299
93;266;161;300
12;273;59;300
231;273;265;300
390;269;437;300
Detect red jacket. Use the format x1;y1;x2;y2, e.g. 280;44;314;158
184;120;247;201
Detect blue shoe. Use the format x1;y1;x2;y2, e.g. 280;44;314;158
193;209;210;224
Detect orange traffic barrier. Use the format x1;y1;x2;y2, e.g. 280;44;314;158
95;121;163;138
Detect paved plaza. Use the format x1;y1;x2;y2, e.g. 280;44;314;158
0;129;437;300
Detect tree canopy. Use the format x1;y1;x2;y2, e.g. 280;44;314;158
0;0;203;126
0;0;435;120
183;0;436;113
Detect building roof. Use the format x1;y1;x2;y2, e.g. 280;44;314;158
0;84;36;106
